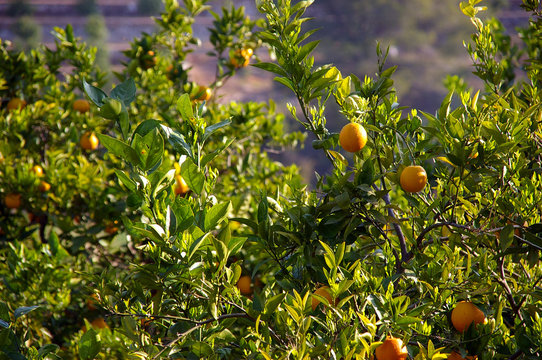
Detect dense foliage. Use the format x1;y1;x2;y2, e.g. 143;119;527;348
1;0;541;359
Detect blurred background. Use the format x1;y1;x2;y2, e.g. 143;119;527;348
0;0;530;181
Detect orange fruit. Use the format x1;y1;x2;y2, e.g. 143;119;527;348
80;131;99;151
4;193;22;209
142;51;156;69
31;165;44;177
7;98;26;111
174;175;189;196
73;99;90;113
83;317;109;332
194;86;212;102
105;220;119;234
91;317;108;329
38;181;51;192
236;275;252;295
311;286;335;311
339;123;367;153
231;48;253;68
86;293;99;310
448;351;477;360
140;317;152;327
451;301;485;333
399;165;427;193
375;336;408;360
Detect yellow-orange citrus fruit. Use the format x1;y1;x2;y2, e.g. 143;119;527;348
7;98;26;111
105;220;119;234
86;293;100;310
236;275;252;295
91;317;108;329
80;131;99;151
73;99;90;113
194;86;212;102
4;193;22;209
339;123;368;153
451;301;485;333
174;175;189;196
399;165;427;193
38;181;51;192
448;351;477;360
311;286;334;311
375;336;408;360
31;165;44;177
83;317;109;332
231;48;253;68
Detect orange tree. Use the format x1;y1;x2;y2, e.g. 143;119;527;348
1;0;542;359
0;24;136;358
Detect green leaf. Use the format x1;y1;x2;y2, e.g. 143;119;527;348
252;62;288;77
176;93;194;121
97;134;140;166
181;159;205;195
114;170;137;192
133;119;161;138
173;203;194;233
110;77;136;107
264;293;286;315
438;90;454;120
227;236;247;255
191;341;214;357
188;232;212;261
274;77;296;92
297;40;320;62
132;128;164;171
83;80;107;107
78;328;101;360
14;306;40;320
48;231;69;260
38;344;59;357
201;139;234;168
205;201;232;232
203;119;231;143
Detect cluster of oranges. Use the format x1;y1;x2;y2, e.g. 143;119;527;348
230;48;253;68
308;284;485;360
373;301;485;360
339;122;427;193
3;98;98;210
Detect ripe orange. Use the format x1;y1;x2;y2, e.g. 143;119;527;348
142;50;156;69
194;86;212;102
339;123;367;153
105;220;119;234
38;181;51;192
231;48;253;68
236;275;252;295
375;336;408;360
451;301;485;333
31;165;44;177
174;175;189;196
7;98;26;111
83;317;108;332
80;131;99;151
448;351;477;360
86;293;100;310
4;193;22;209
311;286;334;311
399;165;427;193
73;99;90;113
